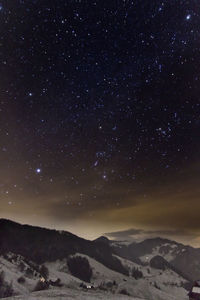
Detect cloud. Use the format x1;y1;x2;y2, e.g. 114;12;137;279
105;227;200;245
105;228;145;240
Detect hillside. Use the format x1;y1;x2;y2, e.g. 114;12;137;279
0;219;191;299
3;288;143;300
0;251;188;300
0;219;127;276
112;237;200;281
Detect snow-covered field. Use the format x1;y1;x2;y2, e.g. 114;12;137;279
115;255;188;300
4;287;143;300
0;252;188;300
48;253;188;300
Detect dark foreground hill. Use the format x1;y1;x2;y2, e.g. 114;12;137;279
0;219;128;276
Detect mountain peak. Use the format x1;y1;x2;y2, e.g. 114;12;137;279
94;236;110;244
135;236;180;247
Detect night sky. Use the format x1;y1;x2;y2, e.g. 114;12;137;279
0;0;200;246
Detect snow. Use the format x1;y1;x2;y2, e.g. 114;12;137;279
0;251;188;300
45;258;81;286
70;254;188;300
72;253;126;284
3;287;144;299
0;254;39;295
192;287;200;294
114;255;188;300
139;244;178;263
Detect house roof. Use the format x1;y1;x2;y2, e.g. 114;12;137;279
192;287;200;294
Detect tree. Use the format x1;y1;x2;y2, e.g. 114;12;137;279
25;267;34;278
150;255;168;270
18;262;25;272
67;256;92;282
119;288;130;296
40;265;49;280
17;276;26;284
132;267;143;279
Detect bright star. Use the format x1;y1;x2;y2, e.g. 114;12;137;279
102;174;107;180
186;14;191;20
36;168;41;174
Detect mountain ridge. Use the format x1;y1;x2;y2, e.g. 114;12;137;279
0;218;128;276
0;219;192;299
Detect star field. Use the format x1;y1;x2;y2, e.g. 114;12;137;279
0;0;200;241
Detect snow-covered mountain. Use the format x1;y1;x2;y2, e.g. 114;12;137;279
111;237;200;281
0;219;192;299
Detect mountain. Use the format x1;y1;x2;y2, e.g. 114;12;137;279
0;219;128;276
111;237;200;281
94;236;110;245
0;219;190;299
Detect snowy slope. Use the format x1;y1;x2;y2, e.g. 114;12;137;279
0;253;41;295
72;253;126;283
68;253;188;300
139;243;180;263
115;255;188;300
0;251;188;300
3;287;143;300
45;258;81;286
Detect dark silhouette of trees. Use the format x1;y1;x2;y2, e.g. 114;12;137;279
132;267;143;279
17;276;26;284
0;219;128;277
40;265;49;280
150;255;168;270
119;288;130;295
67;256;92;282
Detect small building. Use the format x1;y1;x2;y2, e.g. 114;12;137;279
188;281;200;300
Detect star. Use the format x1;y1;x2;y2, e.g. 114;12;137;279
94;160;98;167
102;174;107;180
186;14;191;20
0;0;198;248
